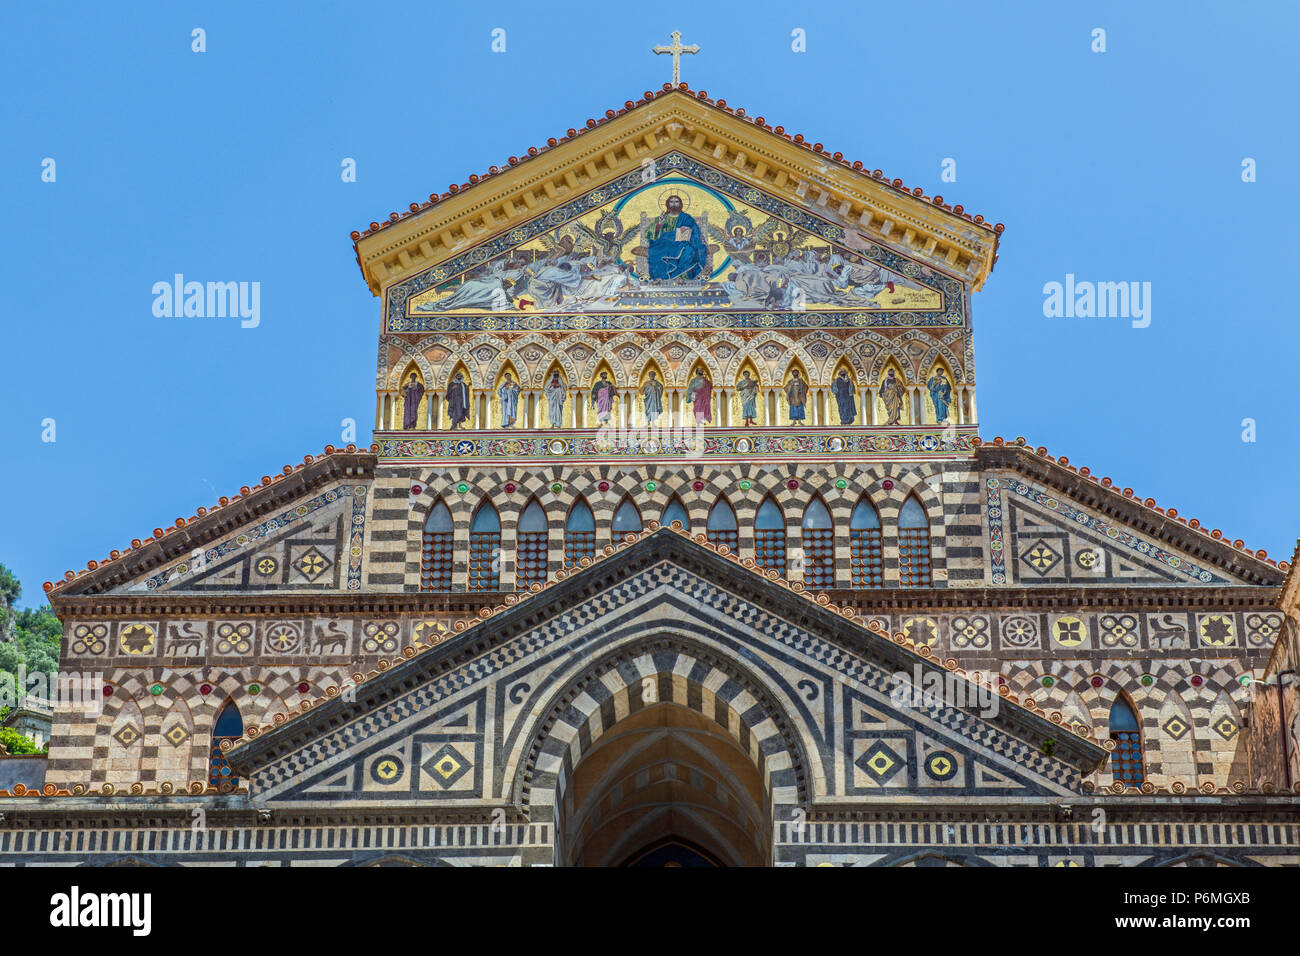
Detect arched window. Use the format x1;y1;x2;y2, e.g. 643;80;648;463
1109;697;1145;787
516;499;548;589
564;499;596;568
468;502;501;591
209;700;243;789
420;499;454;591
801;497;834;589
754;497;786;574
850;498;883;588
898;496;931;587
706;498;738;551
661;497;689;531
612;497;642;537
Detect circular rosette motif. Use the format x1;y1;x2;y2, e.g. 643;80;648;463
362;621;401;654
264;622;302;654
1099;613;1139;648
1000;615;1039;648
215;622;254;655
72;623;108;655
950;616;990;649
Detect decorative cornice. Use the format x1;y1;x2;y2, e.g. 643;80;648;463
224;526;1106;776
352;88;1002;296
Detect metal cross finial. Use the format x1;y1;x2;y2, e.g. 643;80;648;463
652;30;700;86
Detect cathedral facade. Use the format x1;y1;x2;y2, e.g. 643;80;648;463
3;84;1299;866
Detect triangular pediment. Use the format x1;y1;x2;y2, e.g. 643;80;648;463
48;448;374;599
386;156;962;335
227;529;1106;809
354;90;1000;297
981;445;1284;588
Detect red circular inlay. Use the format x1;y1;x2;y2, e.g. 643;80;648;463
103;685;113;697
1091;676;1105;688
200;683;213;695
786;479;800;490
997;675;1006;685
882;479;895;491
297;681;310;694
598;481;611;493
504;482;517;494
692;480;705;492
1190;675;1204;687
410;484;423;496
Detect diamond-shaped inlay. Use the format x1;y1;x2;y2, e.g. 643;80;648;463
422;743;471;789
295;547;332;581
855;741;904;784
1161;716;1189;741
113;725;141;748
1021;540;1062;575
163;724;191;747
1213;715;1239;741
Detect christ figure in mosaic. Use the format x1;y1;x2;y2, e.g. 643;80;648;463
642;370;664;423
736;370;759;426
831;369;856;425
445;372;471;430
401;372;425;430
544;372;567;427
880;368;906;425
685;367;713;424
644;195;706;280
785;369;808;423
927;368;952;423
498;373;520;428
591;372;618;425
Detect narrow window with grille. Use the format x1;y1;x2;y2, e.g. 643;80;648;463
801;497;834;589
898;495;931;587
850;497;883;588
209;700;243;789
468;502;501;591
706;498;738;551
754;496;786;575
516;499;549;589
1109;697;1145;786
565;499;596;568
420;499;454;591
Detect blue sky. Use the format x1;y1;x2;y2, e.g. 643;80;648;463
1;1;1296;602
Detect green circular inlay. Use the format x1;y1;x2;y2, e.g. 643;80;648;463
1140;675;1155;687
1040;676;1054;688
550;482;564;494
739;480;752;491
1239;675;1253;687
248;683;261;695
644;481;657;492
150;683;164;696
835;478;848;489
456;482;469;494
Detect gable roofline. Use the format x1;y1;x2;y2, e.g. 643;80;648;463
351;85;1003;295
223;525;1107;777
45;444;376;600
976;437;1286;587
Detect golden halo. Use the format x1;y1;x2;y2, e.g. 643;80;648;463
655;188;692;212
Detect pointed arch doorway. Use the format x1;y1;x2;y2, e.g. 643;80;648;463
557;702;771;867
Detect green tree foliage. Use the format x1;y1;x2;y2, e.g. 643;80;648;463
0;727;41;755
0;563;62;707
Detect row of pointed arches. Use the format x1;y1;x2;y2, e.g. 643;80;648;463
420;491;933;592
